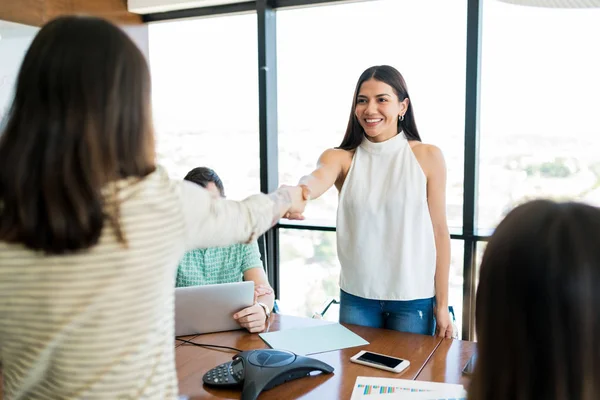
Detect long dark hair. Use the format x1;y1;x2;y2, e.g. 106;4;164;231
0;16;155;254
470;200;600;400
337;65;421;151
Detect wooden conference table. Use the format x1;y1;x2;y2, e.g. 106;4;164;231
176;314;477;399
0;315;475;399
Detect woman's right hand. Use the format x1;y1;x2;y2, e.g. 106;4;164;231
267;184;310;222
280;185;310;220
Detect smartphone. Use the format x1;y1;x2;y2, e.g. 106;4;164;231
350;350;410;373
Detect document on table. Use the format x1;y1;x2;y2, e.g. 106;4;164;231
259;322;368;355
350;377;467;400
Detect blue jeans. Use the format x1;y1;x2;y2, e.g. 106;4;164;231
339;290;435;335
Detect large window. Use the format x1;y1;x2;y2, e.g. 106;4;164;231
277;0;468;229
478;2;600;231
276;0;469;336
279;229;340;320
143;0;600;340
148;14;260;200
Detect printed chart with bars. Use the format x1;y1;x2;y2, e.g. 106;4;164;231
351;377;467;400
358;383;433;395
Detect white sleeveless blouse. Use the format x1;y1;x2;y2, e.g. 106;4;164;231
337;134;436;300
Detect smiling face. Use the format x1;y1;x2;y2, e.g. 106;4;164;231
354;78;409;143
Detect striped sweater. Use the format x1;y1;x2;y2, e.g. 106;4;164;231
0;167;274;399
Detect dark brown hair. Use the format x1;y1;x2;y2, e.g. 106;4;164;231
338;65;421;150
184;167;225;197
470;200;600;400
0;16;155;254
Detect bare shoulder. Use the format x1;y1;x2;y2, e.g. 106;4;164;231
408;142;446;176
318;148;355;190
318;147;354;169
409;141;442;156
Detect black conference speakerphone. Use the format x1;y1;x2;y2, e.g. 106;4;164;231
203;349;334;400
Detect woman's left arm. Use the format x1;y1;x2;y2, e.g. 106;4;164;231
423;145;452;338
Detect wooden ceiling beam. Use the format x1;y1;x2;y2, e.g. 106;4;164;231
0;0;142;27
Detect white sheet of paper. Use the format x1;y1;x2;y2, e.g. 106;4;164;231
259;323;368;355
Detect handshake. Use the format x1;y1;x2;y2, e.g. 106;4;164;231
272;184;312;221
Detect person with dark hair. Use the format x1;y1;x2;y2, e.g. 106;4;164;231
177;167;275;333
297;65;452;337
184;167;226;197
469;200;600;400
0;16;306;399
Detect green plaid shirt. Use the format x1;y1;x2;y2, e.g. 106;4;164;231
175;241;263;287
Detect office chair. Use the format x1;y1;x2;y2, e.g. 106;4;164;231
312;297;340;319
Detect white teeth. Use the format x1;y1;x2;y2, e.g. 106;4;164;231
366;119;381;123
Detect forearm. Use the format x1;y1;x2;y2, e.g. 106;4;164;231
267;187;293;224
182;181;287;250
434;230;451;308
298;174;331;200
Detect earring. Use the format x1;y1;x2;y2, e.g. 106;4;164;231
399;114;405;122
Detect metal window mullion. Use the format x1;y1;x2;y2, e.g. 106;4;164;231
462;0;483;341
257;0;280;297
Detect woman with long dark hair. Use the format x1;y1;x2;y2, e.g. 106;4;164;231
470;200;600;400
297;65;452;337
0;16;306;399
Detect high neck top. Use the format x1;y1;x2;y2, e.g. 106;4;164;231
359;132;408;154
336;132;436;300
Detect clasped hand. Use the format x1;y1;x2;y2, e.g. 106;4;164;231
281;184;311;220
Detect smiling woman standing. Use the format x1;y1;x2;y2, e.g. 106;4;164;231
297;65;452;337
